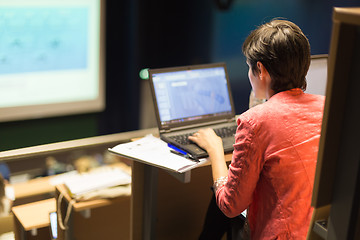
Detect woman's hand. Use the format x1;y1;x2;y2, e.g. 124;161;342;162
188;128;224;156
189;128;228;180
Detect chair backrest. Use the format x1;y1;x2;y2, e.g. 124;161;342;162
0;214;14;234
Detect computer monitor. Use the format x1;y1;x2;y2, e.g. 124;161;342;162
305;55;328;96
311;7;360;239
312;7;360;208
0;0;105;122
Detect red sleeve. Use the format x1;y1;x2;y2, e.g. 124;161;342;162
215;115;265;218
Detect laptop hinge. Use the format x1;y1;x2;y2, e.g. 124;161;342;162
160;118;235;134
228;116;236;122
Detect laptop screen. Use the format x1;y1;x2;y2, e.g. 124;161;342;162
149;63;235;128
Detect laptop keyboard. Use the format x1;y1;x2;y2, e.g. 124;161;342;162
169;125;237;145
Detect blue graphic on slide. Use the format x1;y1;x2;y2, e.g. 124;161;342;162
0;7;88;74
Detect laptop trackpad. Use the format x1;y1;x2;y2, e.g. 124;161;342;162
186;144;206;155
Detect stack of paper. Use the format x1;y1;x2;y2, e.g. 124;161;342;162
108;134;208;173
63;167;131;197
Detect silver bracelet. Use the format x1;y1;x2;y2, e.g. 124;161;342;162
213;176;228;193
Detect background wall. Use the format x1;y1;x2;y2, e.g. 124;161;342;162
1;0;359;151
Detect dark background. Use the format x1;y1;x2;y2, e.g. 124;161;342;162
1;0;359;151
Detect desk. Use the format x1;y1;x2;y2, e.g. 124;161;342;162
12;176;55;205
12;198;56;240
131;153;233;240
11;162;131;206
55;184;131;240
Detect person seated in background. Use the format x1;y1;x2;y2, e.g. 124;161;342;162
190;19;325;239
0;163;10;183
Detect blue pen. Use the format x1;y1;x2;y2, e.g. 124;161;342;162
167;143;199;162
167;143;187;155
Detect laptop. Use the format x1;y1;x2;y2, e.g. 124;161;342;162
148;62;237;159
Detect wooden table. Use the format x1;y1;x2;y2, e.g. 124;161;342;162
12;176;55;205
12;198;56;240
55;184;131;240
11;162;131;206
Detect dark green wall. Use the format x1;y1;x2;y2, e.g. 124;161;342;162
0;114;98;151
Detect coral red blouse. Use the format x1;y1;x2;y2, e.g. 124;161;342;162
215;89;325;239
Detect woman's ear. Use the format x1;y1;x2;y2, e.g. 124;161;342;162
256;61;275;99
256;61;270;82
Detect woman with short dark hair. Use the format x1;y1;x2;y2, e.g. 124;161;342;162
190;19;325;239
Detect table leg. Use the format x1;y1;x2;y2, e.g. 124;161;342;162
142;165;158;240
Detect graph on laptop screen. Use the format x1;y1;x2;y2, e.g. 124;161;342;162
152;67;233;125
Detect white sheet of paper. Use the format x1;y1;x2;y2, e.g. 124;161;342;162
109;135;208;173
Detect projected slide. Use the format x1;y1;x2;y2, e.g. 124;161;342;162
0;7;88;74
0;0;103;122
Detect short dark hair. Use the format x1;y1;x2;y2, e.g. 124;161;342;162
242;19;310;93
